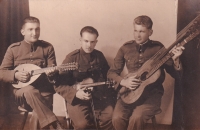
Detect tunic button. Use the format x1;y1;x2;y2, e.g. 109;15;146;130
139;59;141;62
30;54;32;57
31;60;33;62
139;54;142;56
91;66;93;68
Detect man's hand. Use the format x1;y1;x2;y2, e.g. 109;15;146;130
171;45;185;68
171;45;185;61
76;87;92;100
45;65;58;77
14;71;31;83
120;75;141;90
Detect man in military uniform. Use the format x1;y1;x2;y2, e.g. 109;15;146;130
0;16;63;130
54;26;116;130
107;15;184;130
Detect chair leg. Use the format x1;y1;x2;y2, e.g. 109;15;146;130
63;98;73;129
20;112;28;130
151;116;157;130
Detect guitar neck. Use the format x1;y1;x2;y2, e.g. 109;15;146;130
80;82;106;88
31;66;57;76
146;29;200;78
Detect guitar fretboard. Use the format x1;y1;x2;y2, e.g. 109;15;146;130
146;29;200;79
81;82;106;88
31;64;78;76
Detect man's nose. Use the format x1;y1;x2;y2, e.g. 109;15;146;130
86;42;91;47
32;30;37;35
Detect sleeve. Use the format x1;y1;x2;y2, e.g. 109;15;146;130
54;54;78;105
164;57;183;79
46;45;58;83
46;45;57;66
99;52;110;79
107;46;125;90
0;47;16;83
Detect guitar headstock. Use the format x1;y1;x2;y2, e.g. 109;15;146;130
59;62;78;72
106;78;117;88
178;16;200;47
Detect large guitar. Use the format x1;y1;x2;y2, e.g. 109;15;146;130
119;15;200;104
12;62;78;88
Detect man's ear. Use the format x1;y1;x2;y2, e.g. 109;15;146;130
149;29;153;36
21;29;25;36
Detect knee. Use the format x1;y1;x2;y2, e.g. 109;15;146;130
131;111;152;124
23;88;40;99
73;119;88;129
112;112;122;124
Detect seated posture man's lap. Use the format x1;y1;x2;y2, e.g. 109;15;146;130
107;15;184;130
0;16;63;130
54;26;116;130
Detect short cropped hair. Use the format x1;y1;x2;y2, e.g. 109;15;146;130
134;15;153;29
80;26;99;37
21;16;40;28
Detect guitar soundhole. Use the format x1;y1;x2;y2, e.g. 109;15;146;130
140;72;148;81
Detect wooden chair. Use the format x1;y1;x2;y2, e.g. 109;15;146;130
63;99;73;129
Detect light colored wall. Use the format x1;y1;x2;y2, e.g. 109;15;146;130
29;0;178;125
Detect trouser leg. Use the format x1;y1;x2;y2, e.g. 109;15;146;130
128;92;162;130
128;104;160;130
14;85;57;128
67;101;95;130
29;110;39;130
112;99;133;130
96;104;114;130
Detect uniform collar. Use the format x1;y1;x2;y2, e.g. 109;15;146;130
22;40;38;52
136;39;151;53
80;47;94;55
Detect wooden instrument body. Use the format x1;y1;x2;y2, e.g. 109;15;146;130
119;69;161;104
73;78;114;90
12;63;78;88
12;64;41;88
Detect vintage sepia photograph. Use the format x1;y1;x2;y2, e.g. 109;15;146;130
0;0;200;130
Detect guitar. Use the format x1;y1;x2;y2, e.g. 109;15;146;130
12;62;78;88
119;14;200;104
73;78;115;93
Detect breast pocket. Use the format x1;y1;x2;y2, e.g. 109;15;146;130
125;56;136;68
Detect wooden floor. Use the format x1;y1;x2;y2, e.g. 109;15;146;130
0;112;172;130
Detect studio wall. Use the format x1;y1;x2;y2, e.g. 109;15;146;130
29;0;178;124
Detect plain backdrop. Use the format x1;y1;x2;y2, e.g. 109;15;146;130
29;0;178;125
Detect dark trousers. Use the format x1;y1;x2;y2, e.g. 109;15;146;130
14;85;57;130
67;98;114;130
112;93;162;130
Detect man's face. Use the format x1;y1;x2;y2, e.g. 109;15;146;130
133;24;153;44
80;32;98;53
21;22;40;43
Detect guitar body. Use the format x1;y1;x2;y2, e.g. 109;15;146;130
12;64;42;88
119;69;161;104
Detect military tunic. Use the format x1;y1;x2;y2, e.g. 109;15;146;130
107;40;180;130
54;48;116;130
0;40;57;129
